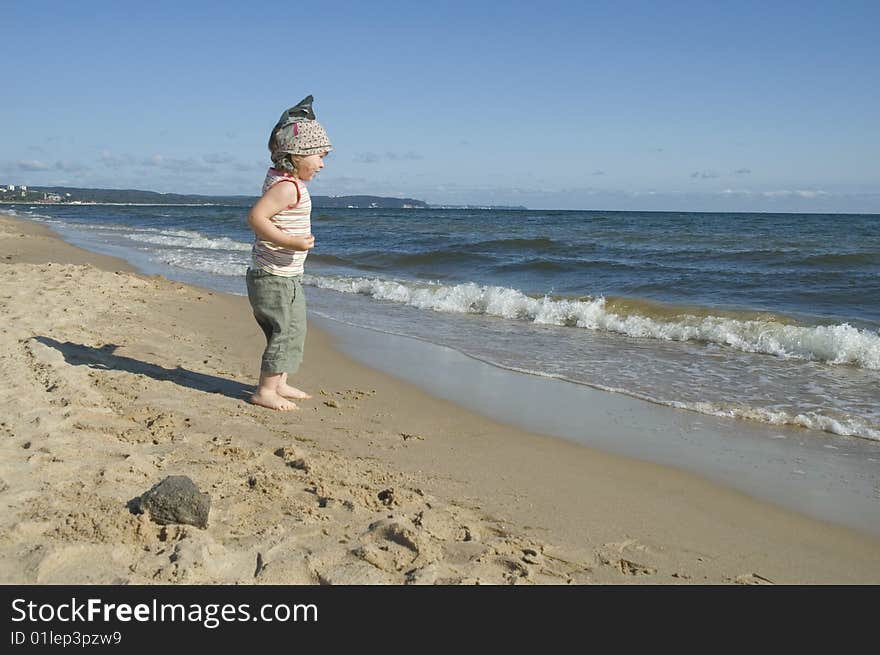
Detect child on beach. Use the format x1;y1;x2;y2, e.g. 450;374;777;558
245;95;332;411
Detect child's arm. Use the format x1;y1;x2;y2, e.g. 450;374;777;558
247;182;314;251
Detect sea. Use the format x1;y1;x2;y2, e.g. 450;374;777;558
9;204;880;443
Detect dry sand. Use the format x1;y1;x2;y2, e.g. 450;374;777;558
1;213;879;584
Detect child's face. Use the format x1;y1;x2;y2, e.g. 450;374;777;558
296;152;327;181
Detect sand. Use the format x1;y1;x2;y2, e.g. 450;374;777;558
1;213;879;584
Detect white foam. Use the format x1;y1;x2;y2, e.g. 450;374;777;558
158;251;248;276
130;229;251;251
8;208;56;222
304;273;880;370
470;362;880;440
665;400;880;441
20;215;251;253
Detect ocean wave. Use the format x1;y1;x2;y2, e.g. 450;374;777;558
129;229;251;251
796;252;880;267
307;253;357;267
664;400;880;441
463;236;561;251
157;250;248;276
8;208;56;222
496;366;880;440
493;258;575;273
387;250;486;267
304;273;880;370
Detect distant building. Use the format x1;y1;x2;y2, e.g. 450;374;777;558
20;186;27;192
7;185;15;191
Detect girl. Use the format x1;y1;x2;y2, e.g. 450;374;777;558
245;95;332;410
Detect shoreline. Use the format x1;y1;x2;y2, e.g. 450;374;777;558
2;212;880;584
319;314;880;537
19;209;880;529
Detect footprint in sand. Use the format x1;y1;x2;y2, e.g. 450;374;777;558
118;407;187;444
352;517;441;574
273;446;311;472
596;537;660;578
734;572;774;585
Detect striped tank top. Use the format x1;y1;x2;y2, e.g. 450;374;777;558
251;167;311;277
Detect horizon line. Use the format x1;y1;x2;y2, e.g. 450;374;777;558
3;184;879;216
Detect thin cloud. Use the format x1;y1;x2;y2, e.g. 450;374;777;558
55;160;90;172
385;151;424;161
353;152;380;164
141;155;214;172
312;174;374;195
762;189;829;198
141;155;168;168
18;160;51;171
204;153;235;165
717;189;831;198
355;151;423;163
592;170;606;176
323;175;369;185
99;150;128;167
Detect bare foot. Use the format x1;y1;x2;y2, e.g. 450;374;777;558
277;382;312;400
251;389;298;411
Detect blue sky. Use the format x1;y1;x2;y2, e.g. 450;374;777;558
1;0;878;211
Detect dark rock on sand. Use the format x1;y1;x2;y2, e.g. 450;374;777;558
377;488;395;506
128;475;211;529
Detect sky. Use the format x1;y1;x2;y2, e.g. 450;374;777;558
1;0;878;212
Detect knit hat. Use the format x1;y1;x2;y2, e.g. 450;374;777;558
268;95;333;172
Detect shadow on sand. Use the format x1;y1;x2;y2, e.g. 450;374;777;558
33;336;253;402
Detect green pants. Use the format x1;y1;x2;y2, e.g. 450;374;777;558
246;267;307;374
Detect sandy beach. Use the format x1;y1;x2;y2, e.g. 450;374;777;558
2;212;879;584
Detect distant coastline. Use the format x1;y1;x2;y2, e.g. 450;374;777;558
0;186;426;209
1;202;223;207
0;201;530;210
